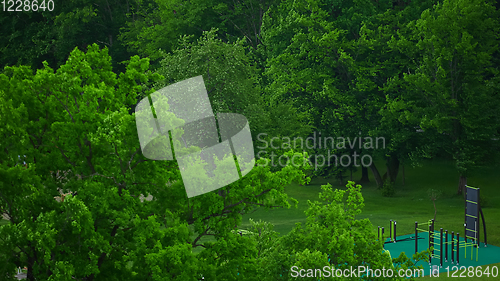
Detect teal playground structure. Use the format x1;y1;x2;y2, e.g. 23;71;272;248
378;185;500;276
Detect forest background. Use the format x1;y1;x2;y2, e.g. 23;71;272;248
1;0;499;280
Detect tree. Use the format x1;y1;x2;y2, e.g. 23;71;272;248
427;188;442;222
153;28;314;156
391;0;500;197
119;0;280;68
153;29;260;120
357;2;440;187
211;0;281;49
255;181;429;280
0;43;312;280
261;0;364;182
0;0;146;72
261;0;420;187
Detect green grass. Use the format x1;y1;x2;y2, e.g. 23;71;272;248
240;158;500;246
236;157;500;279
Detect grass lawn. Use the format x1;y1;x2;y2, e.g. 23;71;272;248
236;157;500;278
240;158;500;244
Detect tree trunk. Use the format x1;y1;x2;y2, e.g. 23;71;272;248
359;166;369;183
27;243;35;281
386;155;400;183
458;175;467;200
369;162;383;188
402;164;405;186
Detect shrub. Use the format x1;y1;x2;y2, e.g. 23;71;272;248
381;180;396;197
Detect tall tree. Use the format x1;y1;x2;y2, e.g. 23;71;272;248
0;0;146;72
0;43;311;280
153;28;314;155
391;0;500;197
119;0;280;68
261;0;428;186
255;181;430;280
357;1;440;186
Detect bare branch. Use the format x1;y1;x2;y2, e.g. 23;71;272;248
214;10;253;46
131;158;149;170
50;141;77;167
81;172;119;186
192;226;211;247
113;143;126;178
195;188;275;224
128;148;141;171
97;40;111;47
52;94;74;123
73;95;80;113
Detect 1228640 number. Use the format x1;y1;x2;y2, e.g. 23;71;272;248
446;266;498;278
2;0;54;12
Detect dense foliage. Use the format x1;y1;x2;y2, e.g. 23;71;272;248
1;0;499;280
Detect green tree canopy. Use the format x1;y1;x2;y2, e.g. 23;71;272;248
0;43;312;280
387;0;500;195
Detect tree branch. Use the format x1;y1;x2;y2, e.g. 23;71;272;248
128;148;141;171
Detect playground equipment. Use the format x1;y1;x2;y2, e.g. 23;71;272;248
464;185;487;247
414;219;469;267
377;220;399;244
379;185;487;268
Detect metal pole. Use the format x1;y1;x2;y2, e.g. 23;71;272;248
476;241;479;262
475;219;479;262
390;220;393;242
479;206;487;247
432;221;435;258
476;220;479;248
394;221;397;243
464;223;467;245
415;221;418;254
478;188;481;247
429;222;432;264
440;228;443;267
432;219;435;262
457;233;460;265
451;231;455;263
445;230;448;262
